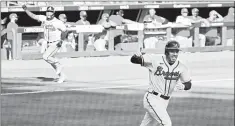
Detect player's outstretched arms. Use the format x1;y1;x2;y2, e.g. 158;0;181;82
22;5;40;21
130;54;143;65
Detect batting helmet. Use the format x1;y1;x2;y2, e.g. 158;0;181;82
46;6;55;20
46;6;55;13
165;40;181;55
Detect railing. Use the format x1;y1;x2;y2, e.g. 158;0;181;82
10;22;234;60
1;1;234;12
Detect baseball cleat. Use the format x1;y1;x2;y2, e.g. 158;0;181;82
56;64;63;75
57;74;66;83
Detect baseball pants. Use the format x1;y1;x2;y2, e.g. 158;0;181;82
140;92;172;126
38;38;48;53
42;41;61;71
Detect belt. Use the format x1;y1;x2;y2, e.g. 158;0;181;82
149;91;170;100
48;40;60;43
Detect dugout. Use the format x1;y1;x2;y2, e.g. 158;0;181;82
1;7;233;44
1;1;234;59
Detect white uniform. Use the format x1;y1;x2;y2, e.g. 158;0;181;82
38;15;66;42
140;54;191;126
35;15;66;81
37;15;66;65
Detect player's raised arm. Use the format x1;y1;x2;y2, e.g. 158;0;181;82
130;53;144;65
22;5;40;21
130;52;153;70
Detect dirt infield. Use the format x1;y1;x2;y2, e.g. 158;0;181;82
1;51;234;126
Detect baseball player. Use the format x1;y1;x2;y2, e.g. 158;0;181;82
131;40;192;126
5;13;18;60
22;5;67;83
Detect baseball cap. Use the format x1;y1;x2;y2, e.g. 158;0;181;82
59;14;67;19
192;8;199;13
9;13;18;19
118;10;124;15
46;6;55;12
80;11;87;17
209;10;217;16
102;13;109;18
181;8;188;13
228;7;234;13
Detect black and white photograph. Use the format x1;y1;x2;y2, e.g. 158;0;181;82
1;1;234;126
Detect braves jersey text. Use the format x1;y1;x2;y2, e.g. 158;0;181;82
38;15;66;42
142;54;191;96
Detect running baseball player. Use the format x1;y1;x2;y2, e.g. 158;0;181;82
22;5;67;83
131;40;192;126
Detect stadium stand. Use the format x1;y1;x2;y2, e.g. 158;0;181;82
1;1;234;60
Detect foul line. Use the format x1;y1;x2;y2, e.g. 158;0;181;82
1;78;234;96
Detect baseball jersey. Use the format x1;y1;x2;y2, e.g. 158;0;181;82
224;14;234;22
76;19;90;25
109;15;124;36
142;54;191;97
188;16;203;22
175;16;191;37
143;15;165;24
176;16;192;26
38;15;66;42
109;15;124;25
7;22;18;40
188;16;204;36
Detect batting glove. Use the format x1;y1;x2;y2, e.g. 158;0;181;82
22;5;27;11
56;40;63;47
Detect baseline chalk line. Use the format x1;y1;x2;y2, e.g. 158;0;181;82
1;78;234;96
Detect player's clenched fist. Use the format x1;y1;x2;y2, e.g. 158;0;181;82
22;5;27;11
130;48;145;65
131;54;143;65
